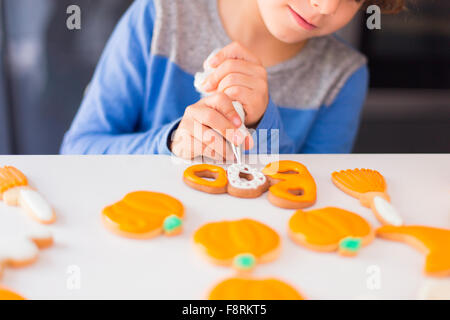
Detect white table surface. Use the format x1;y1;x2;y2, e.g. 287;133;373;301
0;154;449;300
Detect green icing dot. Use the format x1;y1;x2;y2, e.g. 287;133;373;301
339;237;362;252
163;215;182;232
233;254;256;271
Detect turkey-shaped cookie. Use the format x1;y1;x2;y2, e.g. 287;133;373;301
209;276;304;300
377;225;450;277
288;207;374;257
0;166;56;224
102;191;184;239
332;168;403;226
0;227;53;278
193;219;280;272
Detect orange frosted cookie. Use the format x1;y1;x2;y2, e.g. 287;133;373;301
0;286;26;300
209;277;304;300
262;161;316;209
332;169;403;226
377;225;450;277
193;219;280;272
0;166;56;224
288;207;374;257
183;164;228;194
102;191;184;239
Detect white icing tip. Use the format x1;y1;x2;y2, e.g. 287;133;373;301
0;238;39;261
373;196;403;226
19;189;54;223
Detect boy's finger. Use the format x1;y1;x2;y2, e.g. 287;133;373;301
187;103;244;146
204;59;264;91
208;42;261;68
203;93;242;128
191;123;235;161
217;73;254;93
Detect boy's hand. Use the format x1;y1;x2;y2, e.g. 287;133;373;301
170;93;254;161
203;42;269;127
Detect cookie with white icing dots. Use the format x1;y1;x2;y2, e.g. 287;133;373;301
226;164;269;199
0;166;56;224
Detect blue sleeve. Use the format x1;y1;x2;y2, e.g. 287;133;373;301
301;65;369;153
60;0;177;155
251;98;295;154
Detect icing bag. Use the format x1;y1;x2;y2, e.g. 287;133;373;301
194;49;248;163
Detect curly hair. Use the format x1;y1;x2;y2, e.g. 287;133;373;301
363;0;406;14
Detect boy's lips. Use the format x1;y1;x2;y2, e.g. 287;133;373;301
288;6;317;31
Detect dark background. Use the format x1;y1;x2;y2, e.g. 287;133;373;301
0;0;448;155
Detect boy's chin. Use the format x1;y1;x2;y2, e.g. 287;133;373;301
269;27;312;44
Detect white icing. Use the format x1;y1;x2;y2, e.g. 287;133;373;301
0;237;39;262
373;196;403;226
227;164;266;190
19;189;54;222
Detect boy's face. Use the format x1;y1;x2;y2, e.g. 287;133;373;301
257;0;364;43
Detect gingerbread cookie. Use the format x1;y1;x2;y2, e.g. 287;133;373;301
262;161;316;209
193;219;280;272
226;164;269;199
209;277;304;300
102;191;184;239
0;286;26;300
288;207;374;257
183;164;228;194
376;225;450;277
332;169;403;226
0;227;53;277
0;166;56;224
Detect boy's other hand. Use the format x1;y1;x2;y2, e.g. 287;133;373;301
170;93;254;161
203;42;269;128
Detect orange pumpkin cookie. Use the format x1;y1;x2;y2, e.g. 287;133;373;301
332;169;403;226
262;161;316;209
288;207;374;257
0;286;26;300
0;166;56;224
102;191;184;239
193;219;280;272
377;225;450;277
183;164;228;194
209;277;304;300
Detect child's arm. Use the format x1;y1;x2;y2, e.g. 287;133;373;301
300;65;369;153
60;0;175;155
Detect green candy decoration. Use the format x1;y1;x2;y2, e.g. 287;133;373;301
233;253;256;271
163;215;183;235
339;237;363;254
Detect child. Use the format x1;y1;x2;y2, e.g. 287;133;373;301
61;0;404;159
